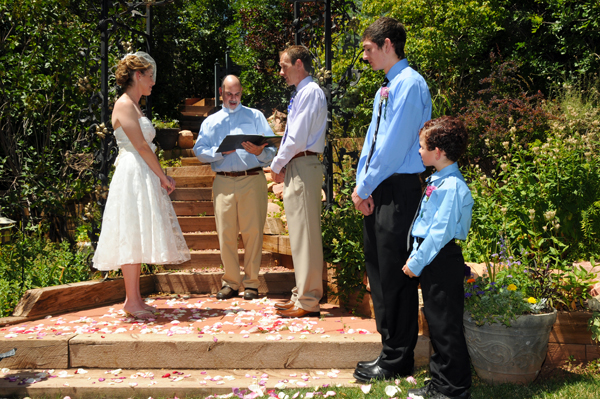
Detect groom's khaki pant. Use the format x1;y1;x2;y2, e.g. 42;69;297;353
213;172;268;291
283;155;324;312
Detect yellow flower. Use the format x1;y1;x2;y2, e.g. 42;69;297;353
528;297;537;304
507;284;517;291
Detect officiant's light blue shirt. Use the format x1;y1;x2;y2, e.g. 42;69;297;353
407;163;473;276
193;104;277;172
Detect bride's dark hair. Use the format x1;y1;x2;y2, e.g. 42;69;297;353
115;54;152;88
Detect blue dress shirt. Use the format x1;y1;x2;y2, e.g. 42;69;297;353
193;105;276;172
407;163;474;276
355;59;432;199
270;76;327;174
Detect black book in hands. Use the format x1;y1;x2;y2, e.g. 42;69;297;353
216;134;282;153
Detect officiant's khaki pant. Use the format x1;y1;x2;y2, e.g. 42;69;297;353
213;172;268;291
283;155;324;312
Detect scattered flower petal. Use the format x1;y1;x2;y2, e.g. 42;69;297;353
385;385;401;397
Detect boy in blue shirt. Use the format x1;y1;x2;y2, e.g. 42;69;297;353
403;116;473;399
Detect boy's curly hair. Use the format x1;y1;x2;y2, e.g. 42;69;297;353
420;116;469;162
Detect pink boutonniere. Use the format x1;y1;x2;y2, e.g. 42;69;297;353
425;185;437;198
379;87;390;119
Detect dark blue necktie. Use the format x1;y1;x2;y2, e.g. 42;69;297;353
365;77;390;171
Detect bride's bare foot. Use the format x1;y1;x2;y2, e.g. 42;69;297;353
123;307;154;320
143;304;158;314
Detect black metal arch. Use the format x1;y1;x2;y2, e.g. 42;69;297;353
287;0;364;207
79;0;173;251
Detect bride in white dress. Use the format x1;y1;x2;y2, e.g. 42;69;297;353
92;52;190;319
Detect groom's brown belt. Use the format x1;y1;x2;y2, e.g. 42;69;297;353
216;167;263;177
291;151;317;160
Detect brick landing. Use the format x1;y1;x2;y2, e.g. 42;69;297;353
0;294;431;398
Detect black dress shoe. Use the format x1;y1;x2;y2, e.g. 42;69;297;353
356;355;381;370
216;286;238;300
243;288;259;300
408;381;471;399
408;380;434;398
353;364;397;382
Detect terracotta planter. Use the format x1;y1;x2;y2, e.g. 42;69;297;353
154;128;180;150
463;309;557;385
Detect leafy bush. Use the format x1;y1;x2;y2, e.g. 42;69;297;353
462;82;600;311
0;1;98;240
321;155;366;307
152;116;180;129
0;232;95;317
459;56;554;174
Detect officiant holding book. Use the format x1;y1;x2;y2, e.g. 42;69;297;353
193;75;277;301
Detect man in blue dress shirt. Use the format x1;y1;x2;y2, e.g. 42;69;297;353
351;17;432;382
404;116;473;399
194;75;277;301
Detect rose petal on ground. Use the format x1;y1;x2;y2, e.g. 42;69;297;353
361;384;372;394
385;385;401;397
406;376;417;385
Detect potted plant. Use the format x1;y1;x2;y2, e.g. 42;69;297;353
463;236;558;385
152;115;180;150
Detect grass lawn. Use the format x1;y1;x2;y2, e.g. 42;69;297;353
31;361;600;399
203;362;600;399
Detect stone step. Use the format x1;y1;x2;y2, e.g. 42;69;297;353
0;331;430;371
170;250;276;270
178;216;216;232
173;201;214;216
170;187;212;201
0;328;429;371
0;368;359;398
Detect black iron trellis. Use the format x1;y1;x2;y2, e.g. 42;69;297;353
78;0;173;254
286;0;365;208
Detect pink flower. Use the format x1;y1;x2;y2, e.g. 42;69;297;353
380;87;390;99
425;185;437;198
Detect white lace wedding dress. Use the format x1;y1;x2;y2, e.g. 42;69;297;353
92;117;190;270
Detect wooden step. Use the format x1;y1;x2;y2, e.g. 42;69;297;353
165;165;214;176
177;216;216;232
166;250;275;270
183;233;243;250
172;175;214;188
180;105;215;115
170;187;212;201
262;234;292;256
181;157;203;166
172;201;214;216
160;148;196;158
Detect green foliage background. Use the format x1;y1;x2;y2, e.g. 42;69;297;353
1;0;599;315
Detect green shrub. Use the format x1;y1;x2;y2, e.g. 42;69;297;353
0;231;95;317
461;84;600;310
321;156;366;308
